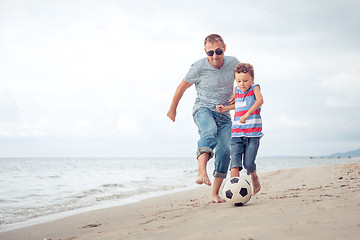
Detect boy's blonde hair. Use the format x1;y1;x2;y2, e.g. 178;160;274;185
234;63;254;78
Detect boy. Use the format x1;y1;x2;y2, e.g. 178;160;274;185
216;63;263;194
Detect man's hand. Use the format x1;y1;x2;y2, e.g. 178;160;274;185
167;80;192;123
167;109;177;122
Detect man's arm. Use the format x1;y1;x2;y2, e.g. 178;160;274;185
167;79;193;122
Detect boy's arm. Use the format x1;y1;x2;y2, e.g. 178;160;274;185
167;79;192;122
239;85;264;122
217;86;236;113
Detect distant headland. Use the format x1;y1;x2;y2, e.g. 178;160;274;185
328;148;360;158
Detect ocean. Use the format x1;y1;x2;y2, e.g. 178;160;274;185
0;156;359;232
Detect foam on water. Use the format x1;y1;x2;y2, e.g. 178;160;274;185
0;157;199;231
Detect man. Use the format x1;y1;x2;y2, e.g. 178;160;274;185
167;34;240;203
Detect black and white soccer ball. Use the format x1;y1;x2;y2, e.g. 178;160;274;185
223;177;252;206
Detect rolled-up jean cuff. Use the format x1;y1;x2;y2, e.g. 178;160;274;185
196;147;214;159
213;171;227;178
247;168;256;176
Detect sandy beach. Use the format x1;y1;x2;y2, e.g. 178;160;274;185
1;161;359;240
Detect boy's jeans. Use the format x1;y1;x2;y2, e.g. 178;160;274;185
192;107;232;178
230;137;260;175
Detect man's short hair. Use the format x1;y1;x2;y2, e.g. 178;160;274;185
204;34;225;47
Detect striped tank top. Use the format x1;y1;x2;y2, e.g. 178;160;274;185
232;84;263;138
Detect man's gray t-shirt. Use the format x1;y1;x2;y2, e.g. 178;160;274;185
184;56;240;115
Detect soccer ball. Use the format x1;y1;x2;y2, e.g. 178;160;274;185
223;177;252;206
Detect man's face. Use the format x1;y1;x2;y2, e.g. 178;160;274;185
204;40;226;69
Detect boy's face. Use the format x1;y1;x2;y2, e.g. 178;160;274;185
235;72;254;92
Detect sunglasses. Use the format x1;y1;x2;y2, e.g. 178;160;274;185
206;48;223;57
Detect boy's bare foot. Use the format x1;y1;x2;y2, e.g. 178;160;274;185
211;194;226;203
195;175;211;186
252;176;261;195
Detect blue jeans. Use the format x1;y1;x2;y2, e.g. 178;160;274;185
192;107;232;178
230;137;260;175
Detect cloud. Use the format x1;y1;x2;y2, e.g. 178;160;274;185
279;114;309;127
324;97;357;108
320;69;360;107
116;114;141;136
0;88;19;122
0;118;51;138
0;0;359;157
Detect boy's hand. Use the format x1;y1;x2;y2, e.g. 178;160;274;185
239;113;249;124
216;105;225;113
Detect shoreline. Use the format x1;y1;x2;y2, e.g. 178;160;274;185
2;156;359;233
1;161;359;240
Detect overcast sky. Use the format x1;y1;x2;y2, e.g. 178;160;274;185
1;0;359;158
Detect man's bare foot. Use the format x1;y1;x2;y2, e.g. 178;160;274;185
251;176;261;195
195;175;211;186
211;194;226;203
